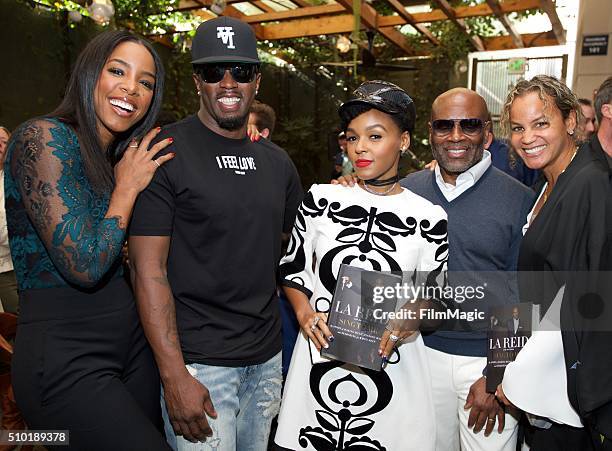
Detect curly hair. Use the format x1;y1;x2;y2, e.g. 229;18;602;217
501;75;583;141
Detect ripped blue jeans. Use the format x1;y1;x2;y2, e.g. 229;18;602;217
162;351;282;451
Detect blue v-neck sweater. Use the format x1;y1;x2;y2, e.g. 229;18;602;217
401;167;535;357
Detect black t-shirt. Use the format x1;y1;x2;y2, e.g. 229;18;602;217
130;115;303;366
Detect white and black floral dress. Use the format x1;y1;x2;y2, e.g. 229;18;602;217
275;184;449;451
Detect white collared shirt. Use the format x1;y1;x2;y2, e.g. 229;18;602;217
434;150;492;202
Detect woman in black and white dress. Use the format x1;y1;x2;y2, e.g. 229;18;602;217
274;81;448;451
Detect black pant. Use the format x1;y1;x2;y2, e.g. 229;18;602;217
12;278;169;451
528;422;595;451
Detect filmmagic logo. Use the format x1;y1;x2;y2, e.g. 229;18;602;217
217;27;236;49
373;307;485;322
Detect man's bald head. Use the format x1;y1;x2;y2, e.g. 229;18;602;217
431;88;489;121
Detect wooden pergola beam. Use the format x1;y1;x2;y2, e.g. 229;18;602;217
246;0;540;26
191;0;540;27
385;0;439;45
485;0;524;48
380;26;415;55
290;0;312;7
260;0;539;43
484;30;557;50
538;0;566;44
193;8;217;20
432;0;485;51
260;14;355;39
242;4;345;23
252;1;276;13
333;0;377;29
333;0;419;55
377;0;541;26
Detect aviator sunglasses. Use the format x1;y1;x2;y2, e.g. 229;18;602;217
431;118;488;136
196;63;259;84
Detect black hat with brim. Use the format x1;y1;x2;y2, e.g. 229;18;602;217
339;80;416;133
191;17;260;65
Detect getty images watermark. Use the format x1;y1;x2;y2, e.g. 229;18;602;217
369;282;487;322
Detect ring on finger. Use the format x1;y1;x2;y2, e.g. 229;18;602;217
311;316;320;332
487;418;495;423
154;159;161;167
389;333;400;342
128;143;139;148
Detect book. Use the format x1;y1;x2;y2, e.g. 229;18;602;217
485;303;540;393
319;264;403;371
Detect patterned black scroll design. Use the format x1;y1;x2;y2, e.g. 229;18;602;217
280;191;329;284
420;218;449;287
318;202;417;296
298;361;392;450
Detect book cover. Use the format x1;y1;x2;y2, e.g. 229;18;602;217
320;264;402;371
486;303;540;392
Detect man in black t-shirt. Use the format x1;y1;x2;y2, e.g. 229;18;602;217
128;17;302;451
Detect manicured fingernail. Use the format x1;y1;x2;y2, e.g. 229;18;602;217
170;153;176;157
378;348;383;355
323;343;329;349
157;127;162;132
168;137;174;143
328;335;334;342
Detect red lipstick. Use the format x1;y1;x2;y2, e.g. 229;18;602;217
355;159;372;168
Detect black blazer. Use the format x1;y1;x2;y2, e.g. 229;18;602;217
517;135;612;436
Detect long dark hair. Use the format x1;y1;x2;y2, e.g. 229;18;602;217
51;30;165;193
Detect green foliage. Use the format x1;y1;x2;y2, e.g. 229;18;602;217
273;116;324;186
370;0;395;16
22;0;199;37
264;37;337;69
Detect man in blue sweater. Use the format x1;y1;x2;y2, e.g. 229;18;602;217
401;88;534;451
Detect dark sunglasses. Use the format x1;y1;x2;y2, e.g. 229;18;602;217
195;63;259;84
431;118;488;136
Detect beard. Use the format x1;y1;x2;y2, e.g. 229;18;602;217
431;141;485;175
215;112;249;131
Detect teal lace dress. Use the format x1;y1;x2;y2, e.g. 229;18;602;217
5;117;125;290
5;118;168;450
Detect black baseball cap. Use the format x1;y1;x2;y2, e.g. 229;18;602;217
339;80;416;133
191;17;260;65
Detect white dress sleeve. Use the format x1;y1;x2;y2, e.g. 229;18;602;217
279;185;325;298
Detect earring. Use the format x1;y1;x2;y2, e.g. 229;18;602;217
197;90;201;95
400;147;406;155
568;129;574;136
